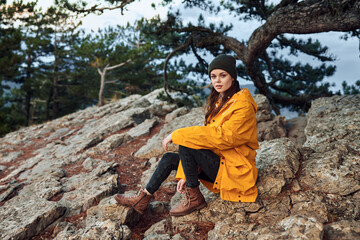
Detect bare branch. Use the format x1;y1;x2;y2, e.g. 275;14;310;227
270;84;297;96
261;51;277;85
163;38;192;99
106;58;132;70
246;0;360;64
159;0;360;112
105;79;121;84
63;0;136;15
190;42;208;71
269;0;298;15
276;35;335;62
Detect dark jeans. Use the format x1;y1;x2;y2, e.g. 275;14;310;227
145;145;220;194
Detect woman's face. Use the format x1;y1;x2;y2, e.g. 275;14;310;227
210;69;234;94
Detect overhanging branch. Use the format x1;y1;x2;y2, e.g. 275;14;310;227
163;37;192;100
247;0;360;64
58;0;136;15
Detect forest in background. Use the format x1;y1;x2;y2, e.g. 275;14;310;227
1;0;360;137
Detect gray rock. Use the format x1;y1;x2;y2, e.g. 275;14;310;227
81;220;132;240
143;234;171;240
325;220;360;240
257;115;287;141
0;183;23;202
171;233;187;240
165;107;190;122
135;107;204;159
132;89;177;117
144;219;169;237
59;162;119;215
300;95;360;196
68;107;151;152
1;90;359;240
248;195;291;225
0;154;43;184
127;117;159;138
253;94;272;122
300;147;360;196
53;212;133;240
82;158;102;171
208;218;255;240
248;215;324;240
0;164;6;171
86;195;139;226
94;133;131;151
290;191;328;223
52;222;75;239
286;116;307;148
93;117;159;151
256;138;300;197
304;95;360;152
322;191;360;222
0;151;23;163
0;196;66;240
23;176;62;200
46;127;70;140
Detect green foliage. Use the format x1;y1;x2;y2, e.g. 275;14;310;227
342;80;360;95
1;0;359;137
0;1;176;136
157;90;202;108
74;22;166;104
152;0;344;112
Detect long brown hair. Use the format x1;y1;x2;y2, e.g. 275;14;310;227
205;80;241;125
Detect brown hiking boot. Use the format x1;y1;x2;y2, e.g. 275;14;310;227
114;188;154;214
169;186;207;217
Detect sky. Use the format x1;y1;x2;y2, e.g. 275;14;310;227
16;0;360;92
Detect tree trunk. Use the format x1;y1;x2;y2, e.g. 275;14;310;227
52;38;59;119
24;91;31;126
29;100;36;124
96;60;131;106
46;87;53;121
98;68;106;106
173;0;360;111
24;54;32;126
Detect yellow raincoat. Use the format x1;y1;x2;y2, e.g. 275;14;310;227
172;88;259;202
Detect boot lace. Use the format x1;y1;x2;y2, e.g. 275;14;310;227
133;188;147;207
181;189;191;207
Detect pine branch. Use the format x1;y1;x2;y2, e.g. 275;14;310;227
58;0;136;15
163;37;192;99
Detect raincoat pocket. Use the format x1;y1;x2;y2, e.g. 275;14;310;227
221;160;252;190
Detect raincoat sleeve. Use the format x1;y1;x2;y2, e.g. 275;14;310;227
172;101;256;150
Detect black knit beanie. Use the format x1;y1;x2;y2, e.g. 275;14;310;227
208;54;237;80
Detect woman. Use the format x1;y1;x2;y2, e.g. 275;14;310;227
114;54;259;217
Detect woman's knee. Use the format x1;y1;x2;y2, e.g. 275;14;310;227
159;152;180;170
178;145;194;155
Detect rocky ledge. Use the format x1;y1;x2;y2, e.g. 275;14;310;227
0;89;359;240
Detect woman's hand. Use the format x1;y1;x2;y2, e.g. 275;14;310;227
162;133;172;151
177;179;186;194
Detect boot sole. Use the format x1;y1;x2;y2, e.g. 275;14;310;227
114;196;145;215
169;202;207;217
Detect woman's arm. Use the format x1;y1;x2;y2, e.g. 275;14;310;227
162;133;172;151
172;103;256;150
